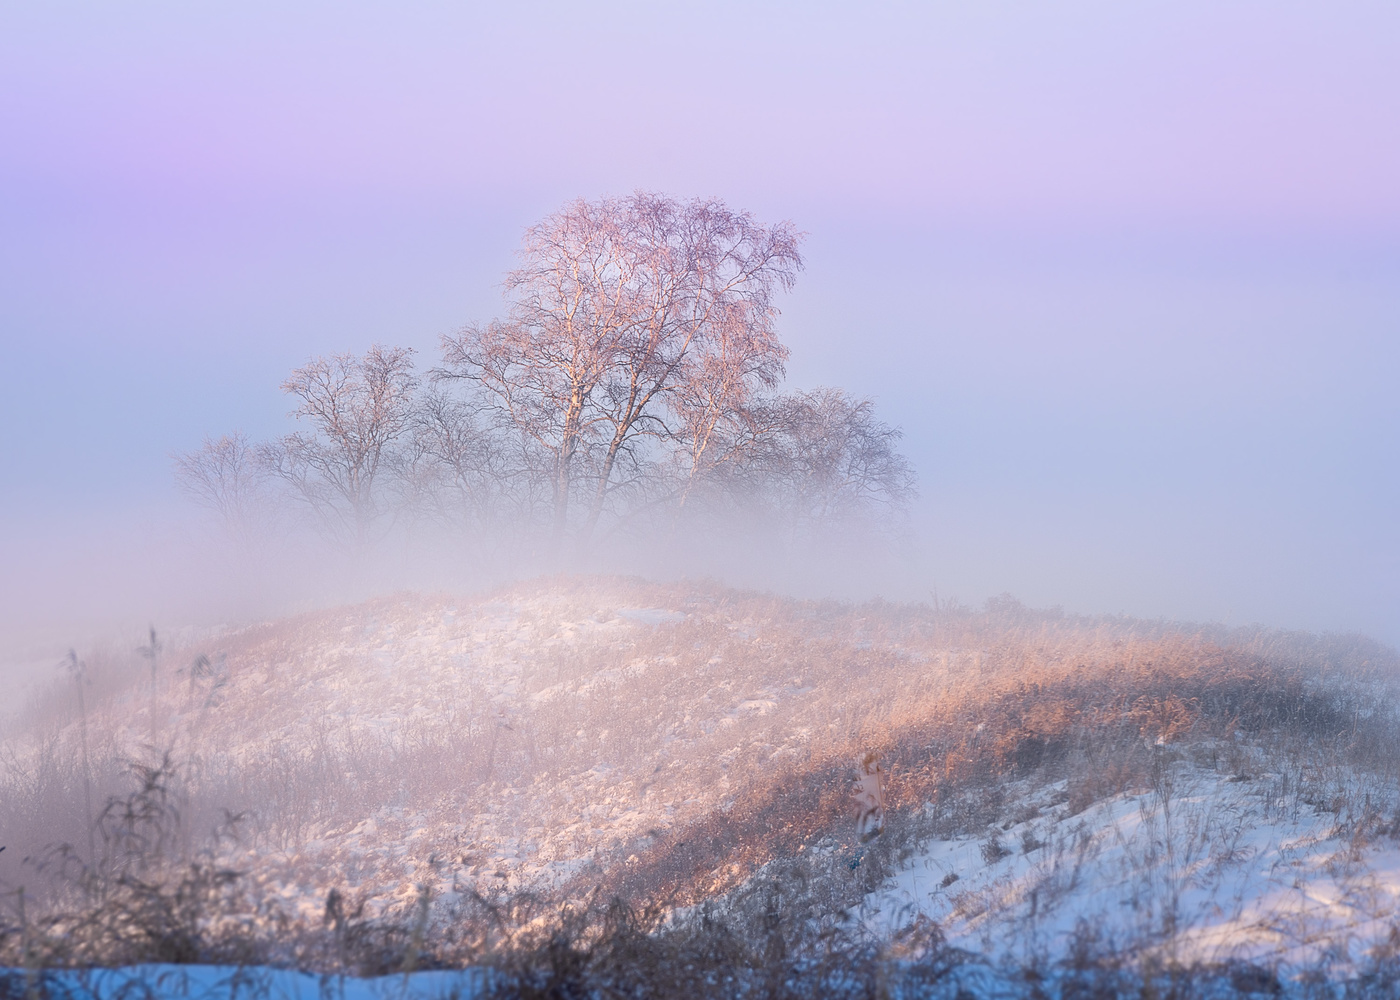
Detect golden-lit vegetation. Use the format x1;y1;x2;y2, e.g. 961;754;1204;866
2;577;1398;996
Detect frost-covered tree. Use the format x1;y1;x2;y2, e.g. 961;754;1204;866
172;431;272;548
751;387;916;535
261;345;418;544
175;196;919;562
436;193;803;552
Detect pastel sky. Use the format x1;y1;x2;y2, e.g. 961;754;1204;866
1;1;1397;649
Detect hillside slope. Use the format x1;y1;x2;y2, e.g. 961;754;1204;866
3;577;1399;993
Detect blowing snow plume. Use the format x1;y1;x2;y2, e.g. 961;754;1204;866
4;577;1400;997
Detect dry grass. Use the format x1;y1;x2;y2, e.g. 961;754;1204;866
2;577;1398;996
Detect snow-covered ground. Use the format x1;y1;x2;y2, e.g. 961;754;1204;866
867;760;1400;982
3;580;867;920
4;965;489;1000
6;578;1399;994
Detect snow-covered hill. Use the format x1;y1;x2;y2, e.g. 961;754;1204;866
868;763;1400;984
4;577;1399;995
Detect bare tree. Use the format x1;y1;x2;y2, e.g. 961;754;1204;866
262;345;418;544
172;432;270;547
436;317;593;547
669;330;787;517
172;197;921;565
751;387;916;534
437;193;803;554
405;387;545;538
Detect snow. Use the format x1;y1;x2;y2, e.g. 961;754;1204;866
614;607;686;626
3;583;833;929
11;581;1399;995
865;760;1400;981
4;965;489;1000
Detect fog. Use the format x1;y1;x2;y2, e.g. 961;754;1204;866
2;1;1398;688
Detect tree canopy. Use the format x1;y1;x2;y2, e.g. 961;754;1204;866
175;193;915;562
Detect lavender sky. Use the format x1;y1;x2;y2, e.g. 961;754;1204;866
1;1;1397;651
